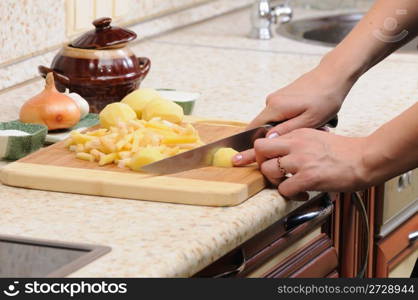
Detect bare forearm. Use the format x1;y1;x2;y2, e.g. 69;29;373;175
320;0;418;83
363;102;418;185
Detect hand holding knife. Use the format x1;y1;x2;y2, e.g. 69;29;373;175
141;116;338;175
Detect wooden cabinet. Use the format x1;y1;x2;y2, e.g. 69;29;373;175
263;233;338;278
193;181;415;278
335;181;417;278
194;193;339;278
375;214;418;277
335;191;371;277
66;0;131;36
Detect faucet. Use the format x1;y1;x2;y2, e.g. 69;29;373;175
249;0;293;40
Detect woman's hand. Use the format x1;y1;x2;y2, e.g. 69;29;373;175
233;129;370;199
249;0;418;136
247;63;356;136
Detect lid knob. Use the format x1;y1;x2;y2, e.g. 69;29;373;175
93;17;112;30
70;17;136;49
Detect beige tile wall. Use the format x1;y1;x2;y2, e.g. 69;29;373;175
0;0;211;67
0;0;253;91
0;0;67;66
0;0;375;67
128;0;211;21
292;0;373;9
66;0;213;36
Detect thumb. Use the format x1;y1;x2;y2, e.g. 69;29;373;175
247;107;286;130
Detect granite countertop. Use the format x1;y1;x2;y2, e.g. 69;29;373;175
0;8;417;277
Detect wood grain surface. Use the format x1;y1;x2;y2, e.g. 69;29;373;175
0;119;266;206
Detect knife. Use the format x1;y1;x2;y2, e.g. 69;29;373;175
140;116;338;175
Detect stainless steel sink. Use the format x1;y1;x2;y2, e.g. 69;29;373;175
277;13;418;53
0;235;110;277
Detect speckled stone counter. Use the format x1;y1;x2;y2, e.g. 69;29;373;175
0;8;417;277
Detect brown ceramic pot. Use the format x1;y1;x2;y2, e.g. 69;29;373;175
39;17;151;113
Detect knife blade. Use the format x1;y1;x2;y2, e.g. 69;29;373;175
140;124;273;175
140;115;339;175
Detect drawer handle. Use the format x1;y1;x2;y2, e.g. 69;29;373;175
212;249;247;278
397;171;413;191
285;211;321;231
409;231;418;244
285;197;333;231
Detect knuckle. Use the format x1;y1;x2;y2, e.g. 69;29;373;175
265;93;282;107
300;113;316;128
253;139;264;152
277;123;289;135
265;95;274;106
260;162;269;174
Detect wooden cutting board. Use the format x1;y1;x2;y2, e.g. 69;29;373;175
0;118;266;206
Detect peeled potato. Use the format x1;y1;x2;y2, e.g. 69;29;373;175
212;148;239;167
121;88;161;118
99;103;136;129
129;147;166;171
142;98;184;124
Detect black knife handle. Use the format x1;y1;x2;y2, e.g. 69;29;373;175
265;115;338;130
326;115;338;128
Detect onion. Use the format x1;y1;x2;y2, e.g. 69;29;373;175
20;73;81;130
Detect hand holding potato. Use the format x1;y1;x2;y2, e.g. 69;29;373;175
234;129;369;199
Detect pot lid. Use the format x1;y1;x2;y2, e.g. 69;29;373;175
70;17;137;49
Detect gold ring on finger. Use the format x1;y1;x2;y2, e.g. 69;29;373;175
277;157;287;177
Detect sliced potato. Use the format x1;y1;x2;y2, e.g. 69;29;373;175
68;114;203;171
99;103;136;129
212;148;239;167
129;147;166;171
76;152;94;162
99;153;117;166
142;98;184;124
121;88;161;118
71;131;94;144
162;136;198;145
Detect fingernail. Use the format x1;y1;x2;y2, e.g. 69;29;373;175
267;132;279;139
233;154;243;162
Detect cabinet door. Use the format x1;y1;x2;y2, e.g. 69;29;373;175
337;191;372;277
194;193;334;278
266;233;338;278
375;214;418;277
246;229;321;277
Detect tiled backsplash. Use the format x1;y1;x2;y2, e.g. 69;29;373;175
0;0;372;91
0;0;252;91
292;0;373;9
0;0;213;66
0;0;67;66
66;0;215;36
